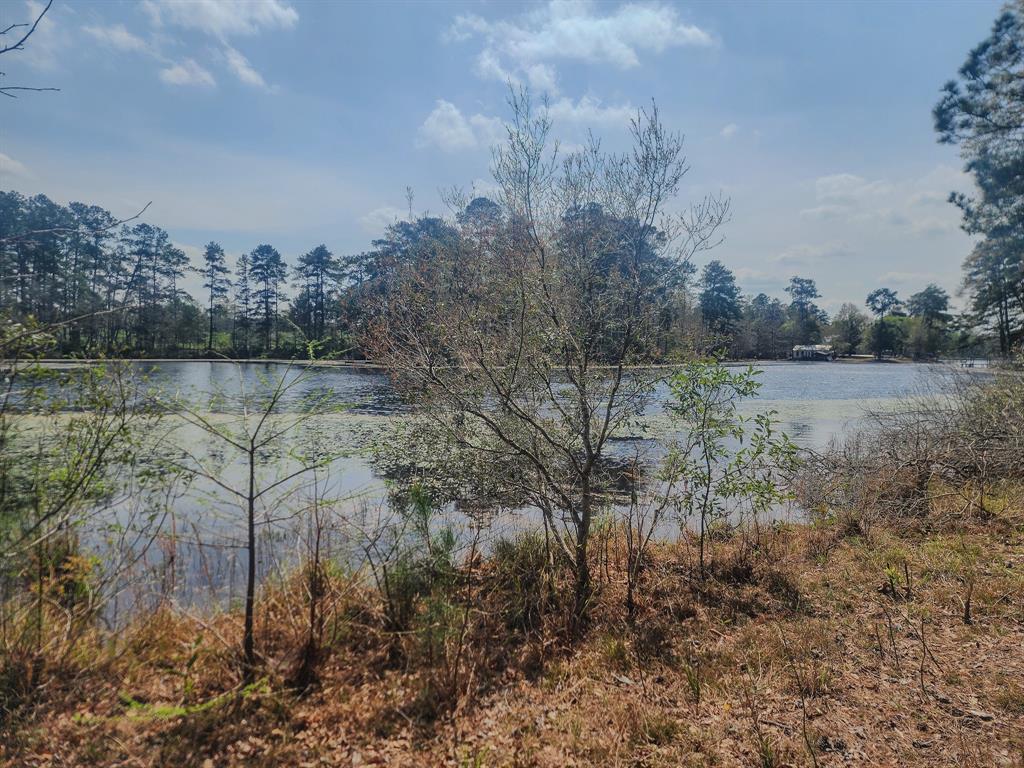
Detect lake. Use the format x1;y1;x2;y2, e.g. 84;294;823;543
134;357;937;436
67;359;954;614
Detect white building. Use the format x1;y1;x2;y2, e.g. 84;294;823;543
791;344;836;361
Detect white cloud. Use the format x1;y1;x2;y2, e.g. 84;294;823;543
417;100;504;153
547;94;633;125
223;45;267;88
450;1;712;71
720;123;739;138
473;52;559;95
136;1;292;91
814;173;890;204
85;21;273;90
450;0;710;106
908;190;947;208
440;3;691;152
475;49;514;83
470;113;506;145
417;101;476;151
771;243;853;268
877;270;942;287
525;63;558;93
18;0;63;70
799;204;848;221
83;23;150;54
159;58;216;88
0;153;32;180
142;0;298;38
359;206;406;234
799;167;966;237
731;266;773;287
418;94;630;155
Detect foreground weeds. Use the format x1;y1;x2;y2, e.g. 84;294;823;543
3;489;1024;766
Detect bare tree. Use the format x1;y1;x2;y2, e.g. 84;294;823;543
160;360;338;677
0;0;59;99
370;88;728;626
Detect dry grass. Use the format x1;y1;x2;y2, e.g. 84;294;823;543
3;496;1024;767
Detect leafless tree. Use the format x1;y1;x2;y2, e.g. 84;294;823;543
0;0;59;99
159;360;338;678
370;88;728;626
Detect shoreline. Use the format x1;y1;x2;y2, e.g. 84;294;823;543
23;355;989;369
29;357;389;370
5;504;1023;767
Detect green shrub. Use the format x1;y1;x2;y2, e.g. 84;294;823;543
491;530;550;633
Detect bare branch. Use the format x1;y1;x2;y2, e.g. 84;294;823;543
0;0;52;56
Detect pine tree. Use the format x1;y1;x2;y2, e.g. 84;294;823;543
935;3;1024;353
234;252;253;357
698;260;742;335
785;276;826;344
293;244;339;343
248;244;287;353
199;242;231;352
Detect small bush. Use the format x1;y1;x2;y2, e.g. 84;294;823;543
796;370;1024;529
633;619;675;662
0;653;41;723
598;634;630;670
762;567;802;611
379;484;459;636
995;686;1024;715
490;530;551;633
381;553;434;634
633;710;680;746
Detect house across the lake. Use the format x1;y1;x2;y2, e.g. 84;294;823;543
791;344;836;361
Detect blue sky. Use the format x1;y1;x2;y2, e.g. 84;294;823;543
0;0;1002;311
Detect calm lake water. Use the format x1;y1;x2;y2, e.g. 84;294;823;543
136;357;940;447
77;359;954;613
134;357;936;422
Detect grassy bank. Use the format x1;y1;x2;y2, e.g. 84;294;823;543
2;489;1022;767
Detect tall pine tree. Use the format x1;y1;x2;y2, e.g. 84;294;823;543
249;244;287;353
199;242;231;352
233;252;253;356
293;244;339;343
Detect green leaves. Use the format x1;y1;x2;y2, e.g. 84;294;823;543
663;360;799;572
934;5;1024;354
0;359;163;561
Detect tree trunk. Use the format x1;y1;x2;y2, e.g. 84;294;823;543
207;289;215;352
572;484;593;631
243;445;257;678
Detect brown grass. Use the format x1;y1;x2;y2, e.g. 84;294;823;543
3;497;1024;767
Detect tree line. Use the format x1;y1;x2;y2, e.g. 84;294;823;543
696;262;965;360
0;189;991;361
0;192;346;357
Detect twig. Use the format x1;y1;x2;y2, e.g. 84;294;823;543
0;202;153;246
0;86;61;98
0;0;52;55
778;629;821;768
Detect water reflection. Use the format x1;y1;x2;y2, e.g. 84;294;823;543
78;360;954;611
134;361;404;415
